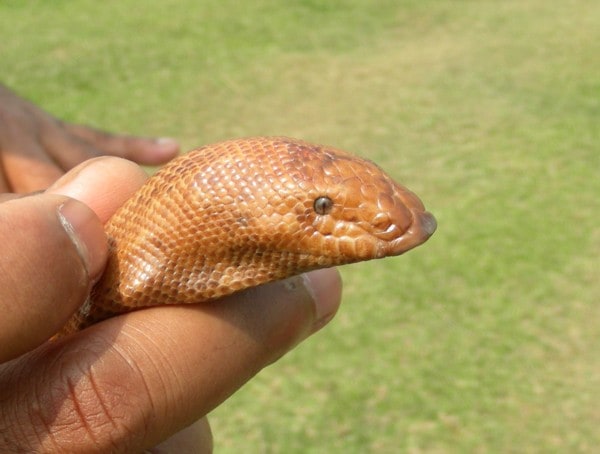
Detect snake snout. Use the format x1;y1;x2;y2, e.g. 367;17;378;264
381;209;436;257
420;211;437;237
375;183;437;257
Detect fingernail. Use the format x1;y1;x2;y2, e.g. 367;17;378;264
301;269;343;333
155;137;180;155
57;200;107;282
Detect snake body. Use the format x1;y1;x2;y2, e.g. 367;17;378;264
57;137;436;336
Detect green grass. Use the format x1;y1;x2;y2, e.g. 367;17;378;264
2;0;599;452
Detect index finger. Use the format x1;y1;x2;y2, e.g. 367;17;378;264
46;156;149;222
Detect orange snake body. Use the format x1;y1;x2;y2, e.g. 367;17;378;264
58;137;436;336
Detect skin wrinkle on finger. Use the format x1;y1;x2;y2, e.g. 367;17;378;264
102;326;191;448
26;334;171;452
30;358;62;451
107;326;169;428
0;339;138;453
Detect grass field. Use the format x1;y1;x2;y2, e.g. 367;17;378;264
2;1;598;452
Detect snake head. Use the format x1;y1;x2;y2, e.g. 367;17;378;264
261;139;437;266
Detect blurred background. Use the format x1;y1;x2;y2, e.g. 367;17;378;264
2;1;598;452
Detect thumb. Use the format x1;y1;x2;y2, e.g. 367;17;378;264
0;194;107;362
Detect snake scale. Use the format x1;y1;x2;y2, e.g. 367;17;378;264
57;137;436;336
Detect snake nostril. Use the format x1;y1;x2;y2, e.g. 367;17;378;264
371;212;392;230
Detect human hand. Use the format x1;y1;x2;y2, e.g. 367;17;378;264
0;158;342;452
0;83;179;193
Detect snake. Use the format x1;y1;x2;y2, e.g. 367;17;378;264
56;137;437;336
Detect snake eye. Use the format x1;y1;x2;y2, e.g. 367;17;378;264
313;196;333;215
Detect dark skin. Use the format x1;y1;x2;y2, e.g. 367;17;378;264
0;83;179;192
0;85;342;452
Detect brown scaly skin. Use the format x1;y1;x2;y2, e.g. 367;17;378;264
57;137;436;335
